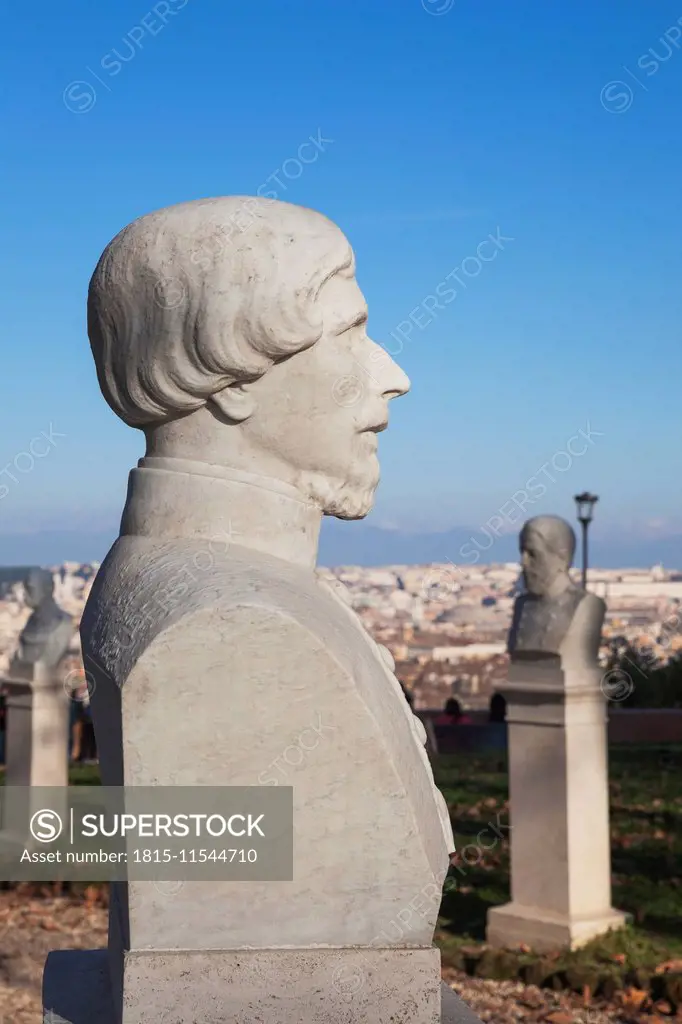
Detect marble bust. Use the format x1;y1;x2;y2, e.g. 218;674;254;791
508;515;605;665
12;567;73;671
80;197;454;1021
488;524;626;955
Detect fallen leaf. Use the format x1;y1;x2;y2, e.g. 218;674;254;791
40;917;59;931
544;1012;573;1024
655;959;682;974
519;989;544;1010
620;986;648;1011
84;885;99;907
654;1000;673;1015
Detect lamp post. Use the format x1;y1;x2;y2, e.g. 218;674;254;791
574;492;599;590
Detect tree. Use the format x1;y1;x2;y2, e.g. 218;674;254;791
604;640;682;708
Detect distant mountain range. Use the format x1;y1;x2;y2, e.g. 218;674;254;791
0;522;679;571
319;521;682;570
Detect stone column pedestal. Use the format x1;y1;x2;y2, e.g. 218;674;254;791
486;659;627;952
2;661;69;789
0;661;70;852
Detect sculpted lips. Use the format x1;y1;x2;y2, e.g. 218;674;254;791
361;417;389;434
360;418;387;450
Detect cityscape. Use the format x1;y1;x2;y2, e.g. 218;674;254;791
1;557;680;712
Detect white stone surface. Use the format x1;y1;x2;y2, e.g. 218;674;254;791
0;661;70;852
43;949;481;1024
119;947;442;1024
67;197;454;1021
2;662;69;790
487;516;627;952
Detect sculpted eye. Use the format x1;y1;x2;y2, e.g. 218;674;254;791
336;312;368;337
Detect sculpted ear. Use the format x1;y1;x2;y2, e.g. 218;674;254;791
208;383;256;423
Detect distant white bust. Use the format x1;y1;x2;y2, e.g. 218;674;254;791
88;196;409;521
508;515;605;665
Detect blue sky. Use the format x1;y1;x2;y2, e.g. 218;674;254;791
3;0;682;561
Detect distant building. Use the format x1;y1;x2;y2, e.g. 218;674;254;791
602;582;682;600
431;643;506;663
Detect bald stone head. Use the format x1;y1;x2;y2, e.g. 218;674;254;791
519;515;576;597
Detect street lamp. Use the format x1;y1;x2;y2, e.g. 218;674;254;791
574;492;599;589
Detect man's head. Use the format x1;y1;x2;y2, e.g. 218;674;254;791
23;568;54;609
519;516;576;596
444;698;462;719
88;197;409;519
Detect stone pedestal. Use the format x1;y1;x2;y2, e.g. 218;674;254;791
486;659;627;952
0;662;70;849
2;661;69;789
43;948;481;1024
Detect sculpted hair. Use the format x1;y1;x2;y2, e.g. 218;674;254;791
88;197;354;427
521;515;576;564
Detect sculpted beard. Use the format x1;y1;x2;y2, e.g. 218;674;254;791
295;454;380;520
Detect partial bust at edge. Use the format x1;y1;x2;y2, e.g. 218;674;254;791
12;567;74;671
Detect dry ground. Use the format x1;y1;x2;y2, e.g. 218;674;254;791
0;890;107;1024
1;893;676;1024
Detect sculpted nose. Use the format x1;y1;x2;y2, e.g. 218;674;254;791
367;340;410;399
383;358;410;400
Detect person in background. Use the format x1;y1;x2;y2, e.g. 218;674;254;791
78;677;97;764
435;697;472;726
69;680;87;763
489;691;507;723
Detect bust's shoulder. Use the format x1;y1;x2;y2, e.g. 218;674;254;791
560;588;605;645
89;535;323;606
576;589;606;616
82;536;361;680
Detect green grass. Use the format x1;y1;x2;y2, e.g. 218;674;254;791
433;744;682;987
2;749;681;993
0;763;101;786
64;763;101;786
